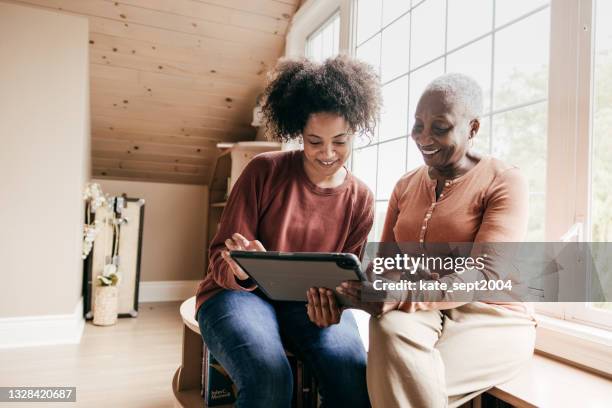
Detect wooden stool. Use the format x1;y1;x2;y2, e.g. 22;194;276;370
173;296;208;408
172;296;318;408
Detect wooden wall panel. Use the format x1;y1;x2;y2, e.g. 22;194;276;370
92;149;210;166
92;138;218;160
91;115;253;141
16;0;286;50
9;0;298;184
92;167;207;185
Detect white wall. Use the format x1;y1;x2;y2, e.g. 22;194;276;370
0;2;90;318
93;179;209;283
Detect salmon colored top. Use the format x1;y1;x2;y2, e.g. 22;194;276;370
195;150;374;315
381;156;532;314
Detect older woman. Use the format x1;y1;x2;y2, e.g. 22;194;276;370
339;73;536;407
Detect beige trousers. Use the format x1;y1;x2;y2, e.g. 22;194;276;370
367;302;536;408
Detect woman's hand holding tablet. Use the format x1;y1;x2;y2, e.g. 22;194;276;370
336;281;399;318
306;287;342;328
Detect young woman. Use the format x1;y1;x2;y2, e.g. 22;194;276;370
339;73;536;408
195;55;381;408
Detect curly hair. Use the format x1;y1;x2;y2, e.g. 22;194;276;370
261;55;381;142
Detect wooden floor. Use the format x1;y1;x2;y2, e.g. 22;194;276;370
0;302;184;408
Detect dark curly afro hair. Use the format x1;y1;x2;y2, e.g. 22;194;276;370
261;54;381;142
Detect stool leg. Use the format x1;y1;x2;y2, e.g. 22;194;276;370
177;324;203;391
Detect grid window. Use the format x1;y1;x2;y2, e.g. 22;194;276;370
353;0;550;242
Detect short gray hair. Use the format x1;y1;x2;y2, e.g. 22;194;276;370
423;73;483;119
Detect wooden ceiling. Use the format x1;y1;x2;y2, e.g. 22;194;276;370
12;0;300;184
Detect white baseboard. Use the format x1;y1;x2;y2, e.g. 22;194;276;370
0;297;85;349
139;280;199;303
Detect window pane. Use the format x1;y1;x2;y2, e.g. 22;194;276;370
591;0;612;243
492;102;547;240
352;145;378;195
383;0;411;26
447;0;493;51
357;0;382;44
305;14;340;63
495;0;548;28
321;21;335;60
332;16;340;56
356;34;381;76
494;9;549;110
377;138;407;200
527;193;545;241
473;115;491;154
308;32;322;61
446;35;492;112
407;137;424;171
379;76;409;141
374;200;390;241
381;13;410;83
408;59;445;130
410;0;446;69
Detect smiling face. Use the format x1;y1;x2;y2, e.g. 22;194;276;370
411;90;479;171
302;112;353;181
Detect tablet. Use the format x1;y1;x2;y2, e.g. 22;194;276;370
229;251;365;303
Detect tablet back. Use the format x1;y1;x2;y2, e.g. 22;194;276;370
230;252;363;303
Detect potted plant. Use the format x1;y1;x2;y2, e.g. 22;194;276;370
93;264;121;326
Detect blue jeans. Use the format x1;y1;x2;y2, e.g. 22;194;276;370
197;289;370;408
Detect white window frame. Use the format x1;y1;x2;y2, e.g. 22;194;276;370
285;0;353;58
543;0;612;328
286;0;612;374
305;10;341;61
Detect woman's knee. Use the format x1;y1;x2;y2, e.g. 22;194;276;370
370;310;441;350
236;355;293;407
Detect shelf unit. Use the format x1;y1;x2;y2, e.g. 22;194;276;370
205;141;281;270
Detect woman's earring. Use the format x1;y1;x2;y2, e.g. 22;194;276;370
469;138;474;149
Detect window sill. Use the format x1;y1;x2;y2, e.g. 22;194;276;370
534;313;612;378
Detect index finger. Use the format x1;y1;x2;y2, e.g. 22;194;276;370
232;233;250;246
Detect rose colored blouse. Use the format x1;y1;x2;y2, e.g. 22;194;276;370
381;156;532;314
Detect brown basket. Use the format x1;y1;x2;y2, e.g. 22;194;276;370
93;285;119;326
